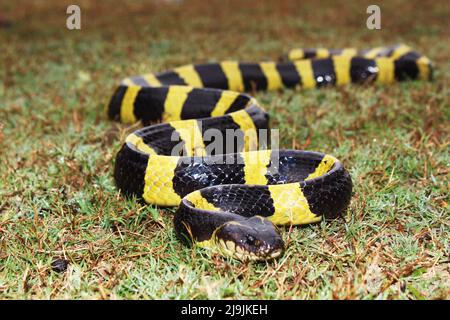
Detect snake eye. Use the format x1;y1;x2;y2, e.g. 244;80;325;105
245;235;259;246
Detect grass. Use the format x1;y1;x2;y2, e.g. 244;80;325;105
0;0;449;299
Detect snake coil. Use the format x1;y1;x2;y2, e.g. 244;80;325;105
109;45;432;261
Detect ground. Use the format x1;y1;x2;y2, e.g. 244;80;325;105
0;0;448;299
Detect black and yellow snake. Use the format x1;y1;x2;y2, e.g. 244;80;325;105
109;44;432;261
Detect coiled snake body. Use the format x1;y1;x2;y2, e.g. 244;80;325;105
109;45;432;261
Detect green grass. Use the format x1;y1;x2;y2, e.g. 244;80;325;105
0;0;449;299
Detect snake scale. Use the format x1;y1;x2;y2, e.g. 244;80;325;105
109;44;432;261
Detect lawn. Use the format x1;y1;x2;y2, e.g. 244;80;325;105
0;0;448;299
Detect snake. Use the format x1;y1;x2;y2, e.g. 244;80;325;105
108;44;432;261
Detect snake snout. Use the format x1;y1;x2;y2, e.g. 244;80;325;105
215;217;284;261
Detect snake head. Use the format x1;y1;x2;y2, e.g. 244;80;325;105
214;217;284;261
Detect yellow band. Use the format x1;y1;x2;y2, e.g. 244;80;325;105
220;61;244;91
268;183;321;225
120;86;140;123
